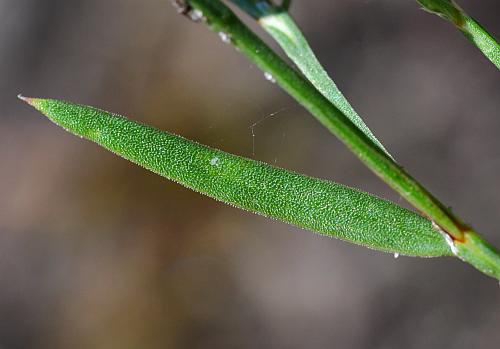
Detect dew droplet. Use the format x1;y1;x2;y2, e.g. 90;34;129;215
210;157;220;166
218;32;231;44
188;9;204;22
264;72;276;83
393;253;400;259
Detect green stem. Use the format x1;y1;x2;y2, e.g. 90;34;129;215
417;0;500;69
456;233;500;279
182;0;500;279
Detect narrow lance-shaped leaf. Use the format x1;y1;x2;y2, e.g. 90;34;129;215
231;0;392;158
21;96;452;258
417;0;500;69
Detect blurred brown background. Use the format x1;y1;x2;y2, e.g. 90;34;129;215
1;0;499;348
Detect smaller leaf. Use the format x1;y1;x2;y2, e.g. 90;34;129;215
231;0;393;158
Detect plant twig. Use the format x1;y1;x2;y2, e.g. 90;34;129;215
417;0;500;69
181;0;500;279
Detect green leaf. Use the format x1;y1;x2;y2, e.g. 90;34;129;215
21;96;452;257
231;1;392;158
417;0;500;69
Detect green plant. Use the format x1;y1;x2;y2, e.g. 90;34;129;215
21;0;500;280
417;0;500;69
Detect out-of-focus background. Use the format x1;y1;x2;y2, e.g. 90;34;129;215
1;0;499;348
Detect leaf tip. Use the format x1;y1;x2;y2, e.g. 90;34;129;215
18;94;46;112
18;94;42;107
18;93;32;104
